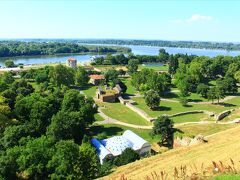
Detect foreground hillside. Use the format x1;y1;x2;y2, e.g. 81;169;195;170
103;125;240;179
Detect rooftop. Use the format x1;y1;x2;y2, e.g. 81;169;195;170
90;74;105;80
67;58;77;62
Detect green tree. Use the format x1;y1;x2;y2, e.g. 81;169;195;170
47;111;86;142
234;70;240;83
79;142;100;179
151;116;174;147
104;69;119;83
75;67;89;87
1;72;14;84
47;140;84;179
127;59;139;74
197;83;209;98
144;90;160;110
207;87;217;104
16;136;55;179
4;60;15;68
113;148;140;166
49;64;75;87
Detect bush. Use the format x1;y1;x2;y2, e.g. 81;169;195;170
114;148;140;166
4;60;15;68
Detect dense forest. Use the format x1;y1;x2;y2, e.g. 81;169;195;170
0;41;131;57
76;39;240;51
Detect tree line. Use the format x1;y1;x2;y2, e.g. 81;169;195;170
0;41;131;57
77;39;240;51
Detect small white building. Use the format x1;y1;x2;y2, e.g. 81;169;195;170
66;58;77;68
91;130;151;164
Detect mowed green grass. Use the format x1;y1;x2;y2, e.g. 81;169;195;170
171;113;211;123
81;85;97;97
94;65;127;71
99;102;152;126
163;91;208;102
89;124;157;143
89;123;236;144
120;77;136;95
94;113;104;121
138;64;169;71
132;96;240;118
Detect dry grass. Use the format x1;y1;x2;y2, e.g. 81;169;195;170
101;125;240;180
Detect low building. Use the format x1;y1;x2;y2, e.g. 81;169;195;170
89;74;105;85
96;85;122;102
91;130;151;164
66;58;77;68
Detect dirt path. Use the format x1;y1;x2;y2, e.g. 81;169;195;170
95;108;238;130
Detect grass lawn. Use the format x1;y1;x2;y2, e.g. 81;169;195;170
99;102;152;126
89;123;236;144
132;96;240;118
138;64;169;71
94;113;104;121
120;77;136;95
171;113;211;123
94;65;127;71
89;124;158;143
163;91;208;102
175;123;236;138
81;84;97;97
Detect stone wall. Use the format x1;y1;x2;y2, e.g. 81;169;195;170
215;109;233;121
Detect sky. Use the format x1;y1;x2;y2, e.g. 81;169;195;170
0;0;239;42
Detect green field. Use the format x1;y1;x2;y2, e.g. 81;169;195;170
139;64;169;71
94;113;104;121
99;102;152;126
89;123;236;144
81;85;97;97
171;113;211;123
94;65;127;71
89;124;157;143
163;90;209;102
132;96;240;118
120;77;136;95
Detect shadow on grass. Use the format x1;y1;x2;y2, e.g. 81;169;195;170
188;99;203;102
162;92;179;99
216;102;236;107
88;125;124;137
153;106;172;111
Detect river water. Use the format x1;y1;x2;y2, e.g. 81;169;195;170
0;45;240;66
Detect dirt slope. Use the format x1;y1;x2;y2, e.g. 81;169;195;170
103;125;240;180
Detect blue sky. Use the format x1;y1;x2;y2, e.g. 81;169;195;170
0;0;239;42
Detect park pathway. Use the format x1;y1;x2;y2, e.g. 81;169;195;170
95;108;239;130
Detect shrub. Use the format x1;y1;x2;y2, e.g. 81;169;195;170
114;148;140;166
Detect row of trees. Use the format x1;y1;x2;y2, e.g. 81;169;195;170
92;49;171;66
173;55;240;103
77;39;240;51
0;41;131;57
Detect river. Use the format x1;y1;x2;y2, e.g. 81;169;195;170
0;45;240;66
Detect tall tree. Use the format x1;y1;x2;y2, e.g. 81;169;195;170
49;64;75;87
144;90;160;110
127;59;139;74
151;116;174;148
75;67;89;87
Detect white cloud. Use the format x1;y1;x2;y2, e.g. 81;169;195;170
186;14;213;23
169;14;214;24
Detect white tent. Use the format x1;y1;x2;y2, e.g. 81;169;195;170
91;130;151;164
